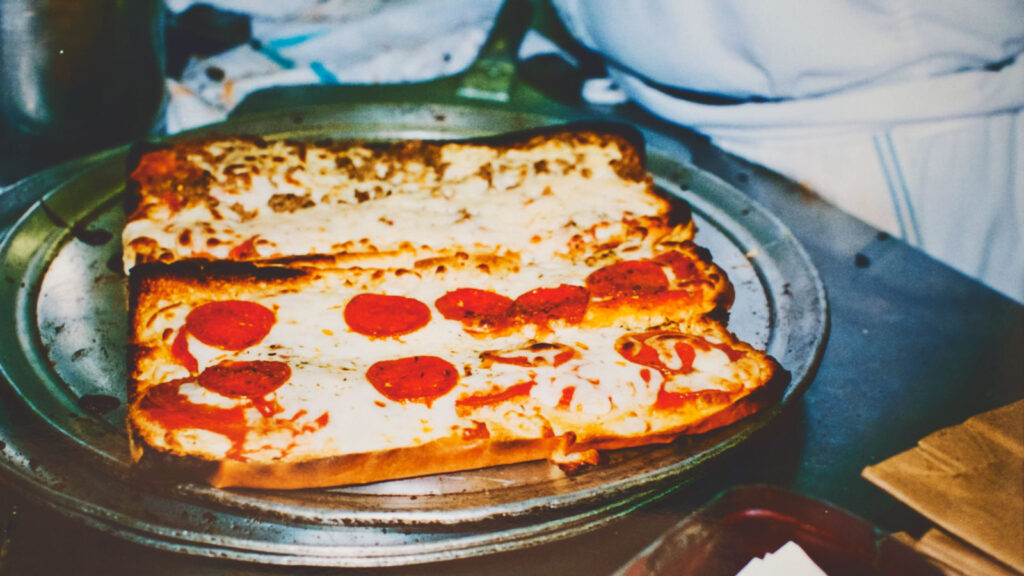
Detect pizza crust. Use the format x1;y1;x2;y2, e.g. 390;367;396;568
206;436;567;490
122;123;664;272
130;368;787;491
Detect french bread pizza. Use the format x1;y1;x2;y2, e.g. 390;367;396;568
123;124;787;489
122;125;672;272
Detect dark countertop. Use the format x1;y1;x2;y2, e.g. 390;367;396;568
0;76;1021;574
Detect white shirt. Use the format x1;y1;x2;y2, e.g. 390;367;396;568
553;0;1024;302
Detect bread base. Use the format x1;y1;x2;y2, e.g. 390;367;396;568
129;367;787;490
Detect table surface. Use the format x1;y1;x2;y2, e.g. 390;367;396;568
0;74;1021;575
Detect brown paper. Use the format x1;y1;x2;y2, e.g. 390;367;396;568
862;399;1024;574
915;528;1019;576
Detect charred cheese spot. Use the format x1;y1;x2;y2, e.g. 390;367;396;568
268;192;315;213
480;342;578;368
228;202;258;222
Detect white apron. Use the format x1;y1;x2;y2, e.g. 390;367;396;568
553;0;1024;302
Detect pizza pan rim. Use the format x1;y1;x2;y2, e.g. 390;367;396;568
0;100;828;566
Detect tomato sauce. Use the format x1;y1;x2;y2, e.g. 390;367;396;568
140;370;326;460
456;381;536;410
480;342;578;368
557;386;576;409
461;421;490;441
615;331;697;375
171;329;198;373
366;356;458;407
344;293;431;338
185;300;276;350
228;236;259;260
139;381;250;458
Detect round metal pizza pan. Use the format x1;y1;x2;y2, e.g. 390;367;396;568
0;102;828;566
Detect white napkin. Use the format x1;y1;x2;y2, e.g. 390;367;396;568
735;541;829;576
164;0;503;133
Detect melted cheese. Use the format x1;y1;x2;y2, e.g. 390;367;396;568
131;263;768;463
125;130;778;482
123;136;664;272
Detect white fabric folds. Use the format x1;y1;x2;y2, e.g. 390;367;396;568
554;0;1024;302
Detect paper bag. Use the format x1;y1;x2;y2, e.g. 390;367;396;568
862;400;1024;573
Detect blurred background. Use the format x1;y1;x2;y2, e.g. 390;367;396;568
1;0;1021;300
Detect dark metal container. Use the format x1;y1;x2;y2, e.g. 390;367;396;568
0;0;165;151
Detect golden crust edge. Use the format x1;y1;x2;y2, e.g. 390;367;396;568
130;429;570;490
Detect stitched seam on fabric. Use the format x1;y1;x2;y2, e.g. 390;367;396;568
885;132;923;248
310;62;339;85
264;31;330;50
256;45;295;70
873;134;909;241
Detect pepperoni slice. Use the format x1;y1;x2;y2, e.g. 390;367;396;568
435;288;513;331
585;260;669;298
456;381;536;410
481;342;578;368
186;300;276;350
366;356;457;406
512;285;589;326
344;293;431;338
198;360;291;398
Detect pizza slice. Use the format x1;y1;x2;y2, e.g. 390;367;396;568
126;249;781;489
122;124;682;273
122;123;786;489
